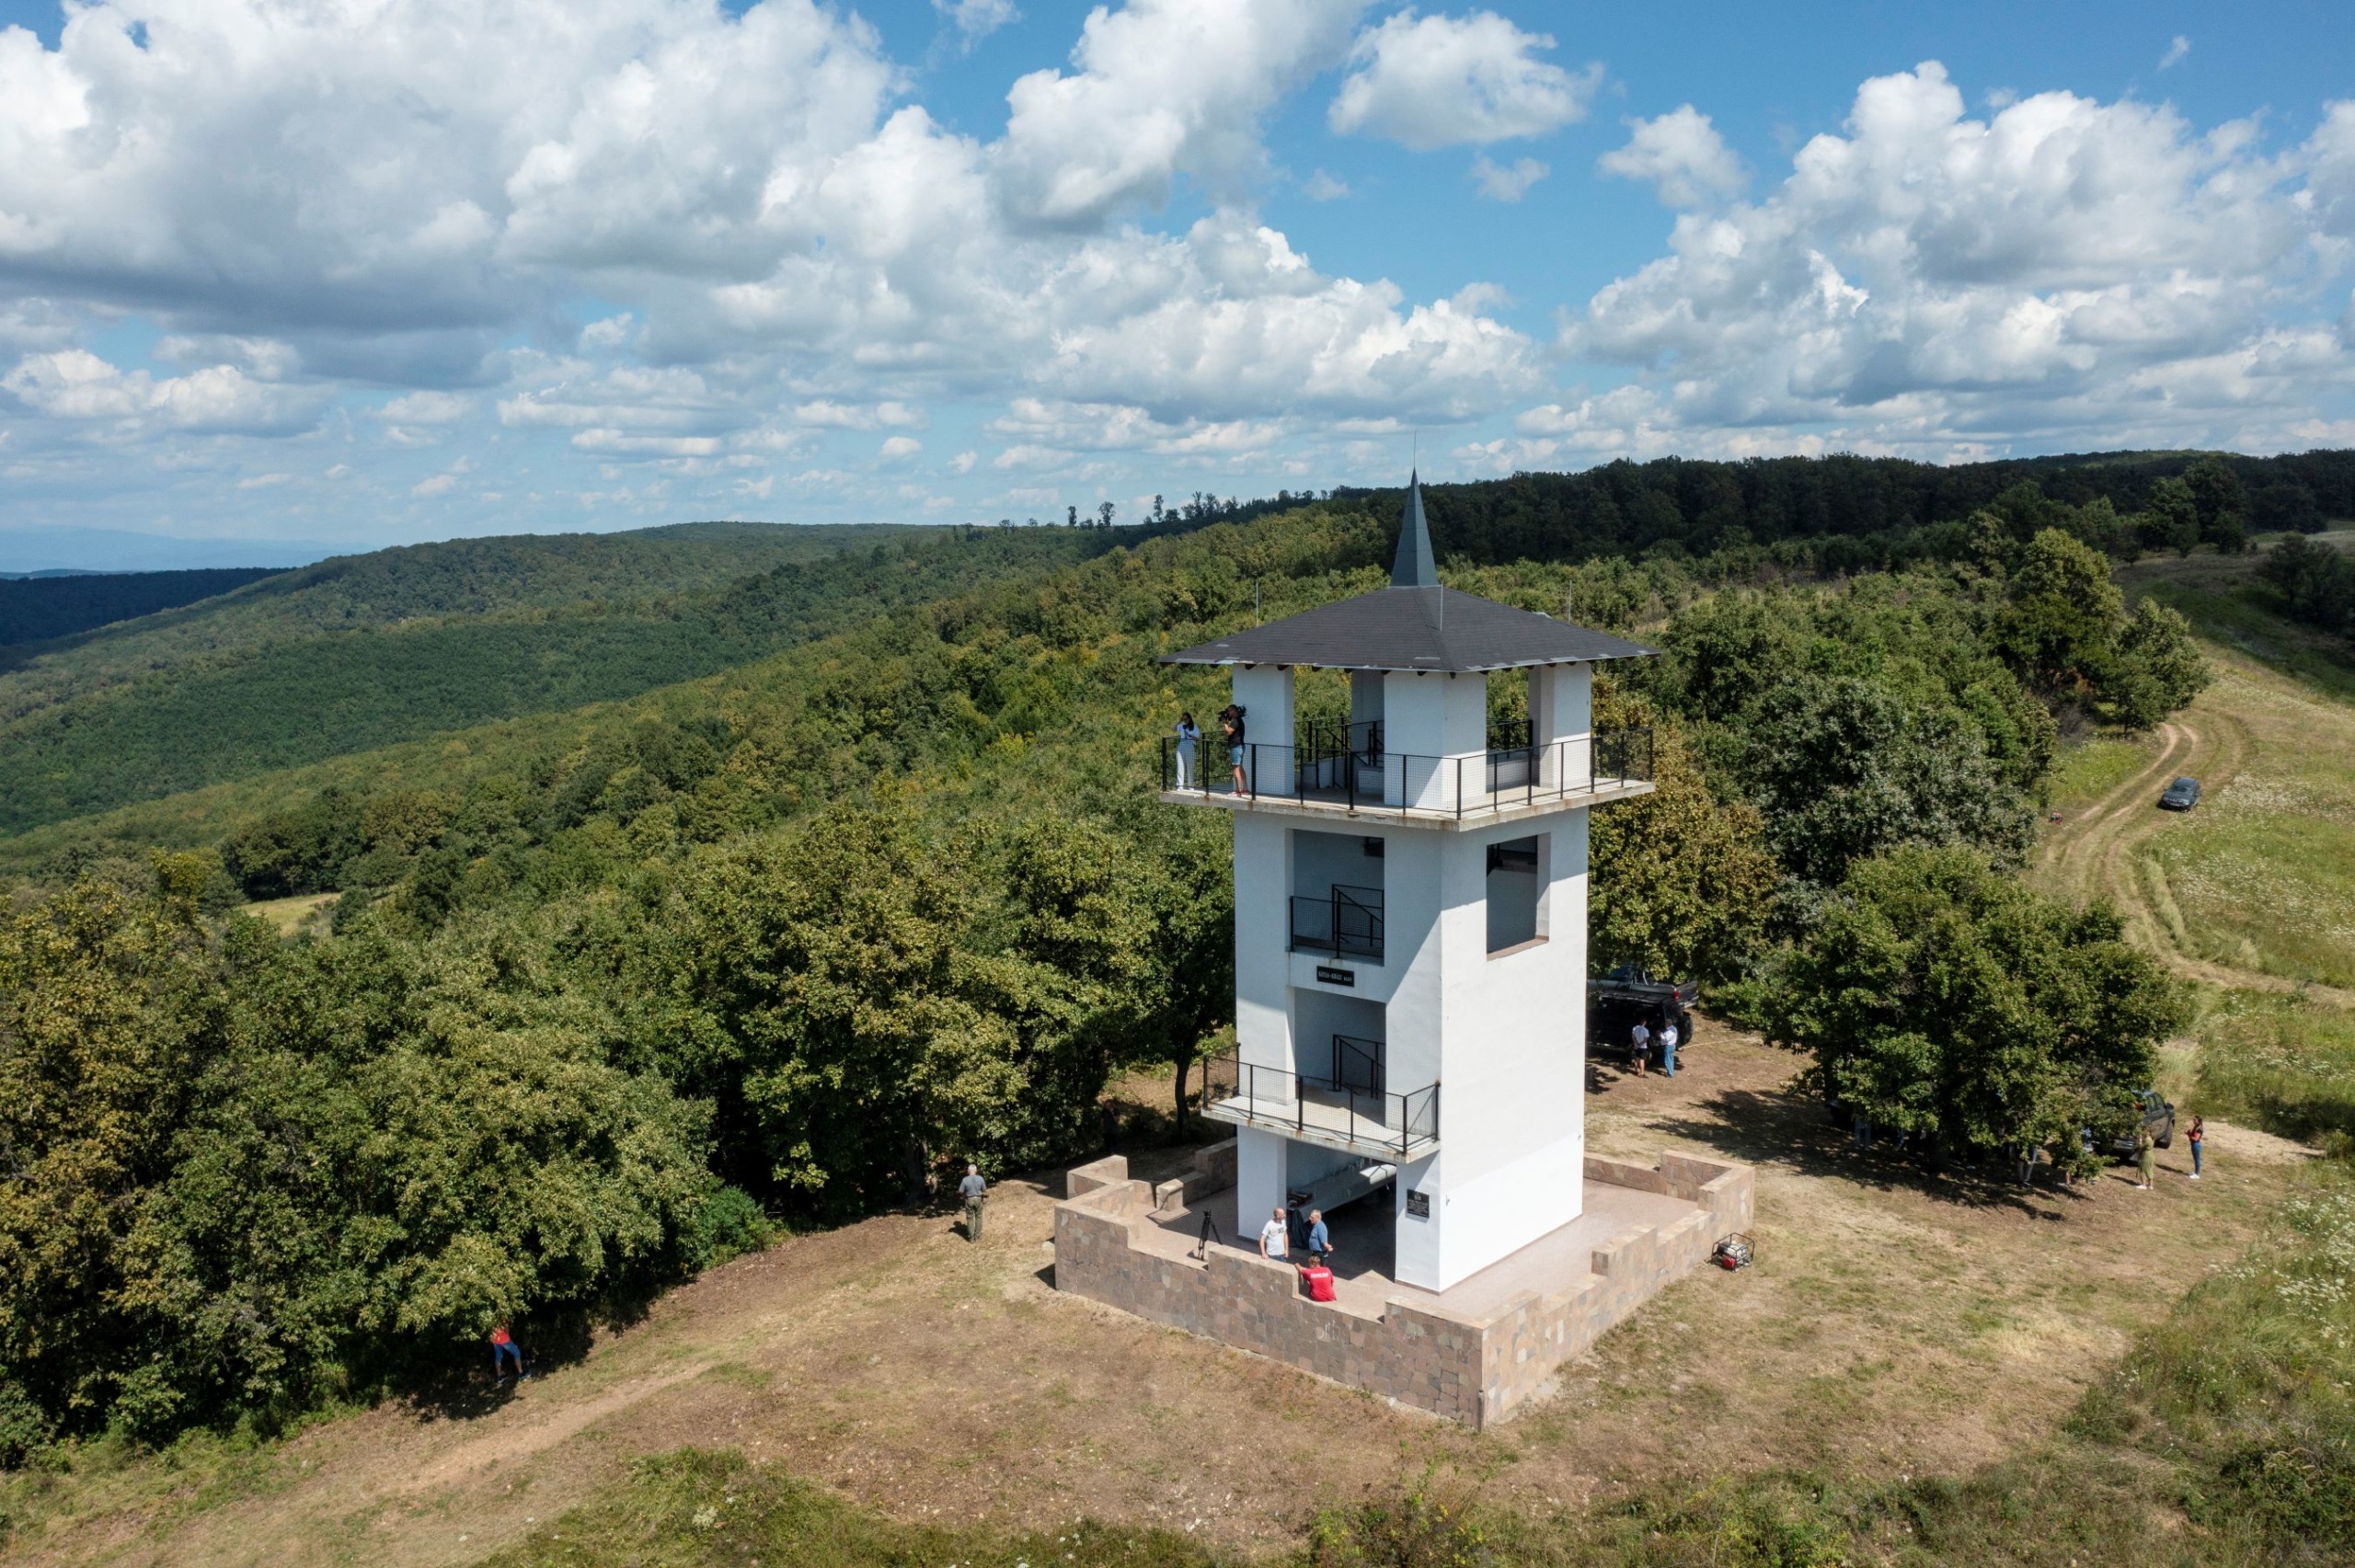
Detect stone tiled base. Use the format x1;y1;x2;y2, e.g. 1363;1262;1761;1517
1051;1150;1752;1428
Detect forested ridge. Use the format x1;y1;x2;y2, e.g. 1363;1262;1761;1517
0;567;283;647
1380;446;2352;568
0;453;2246;1460
0;523;1131;832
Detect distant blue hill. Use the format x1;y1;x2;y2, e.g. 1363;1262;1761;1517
0;527;340;575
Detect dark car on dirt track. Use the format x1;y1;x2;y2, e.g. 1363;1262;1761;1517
2159;776;2201;811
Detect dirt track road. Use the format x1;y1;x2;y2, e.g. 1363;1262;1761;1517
2034;704;2354;1006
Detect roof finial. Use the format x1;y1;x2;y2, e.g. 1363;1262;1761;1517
1390;469;1438;589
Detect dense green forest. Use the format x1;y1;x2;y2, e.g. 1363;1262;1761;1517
0;524;1133;832
0;567;282;647
0;463;2229;1460
1374;447;2350;569
2258;529;2355;637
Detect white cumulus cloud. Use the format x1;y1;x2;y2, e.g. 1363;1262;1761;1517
1597;107;1746;207
4;349;326;435
1329;9;1599;150
936;0;1019;50
993;0;1360;227
1469;154;1546;200
1557;63;2354;456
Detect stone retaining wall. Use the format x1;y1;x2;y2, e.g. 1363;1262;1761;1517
1052;1149;1752;1428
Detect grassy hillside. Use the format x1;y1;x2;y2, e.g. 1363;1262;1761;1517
0;524;1130;834
2128;527;2355;701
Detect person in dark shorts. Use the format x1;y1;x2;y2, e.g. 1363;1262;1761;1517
1222;704;1247;792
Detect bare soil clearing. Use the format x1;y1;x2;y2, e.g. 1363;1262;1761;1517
8;1031;2311;1568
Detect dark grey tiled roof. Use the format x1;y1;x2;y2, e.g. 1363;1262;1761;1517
1391;473;1438;589
1161;586;1655;673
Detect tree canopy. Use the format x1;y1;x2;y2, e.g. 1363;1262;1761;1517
1762;846;2187;1164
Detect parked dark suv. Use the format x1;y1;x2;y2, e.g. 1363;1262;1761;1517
2159;776;2201;811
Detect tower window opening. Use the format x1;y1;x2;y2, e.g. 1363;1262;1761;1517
1487;833;1542;953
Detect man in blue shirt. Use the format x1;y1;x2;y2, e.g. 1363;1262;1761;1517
1305;1208;1331;1268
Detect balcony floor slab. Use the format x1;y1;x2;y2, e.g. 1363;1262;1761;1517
1157;779;1654;830
1201;1089;1436;1162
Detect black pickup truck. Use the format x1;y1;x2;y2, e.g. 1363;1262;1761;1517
1587;966;1698;1058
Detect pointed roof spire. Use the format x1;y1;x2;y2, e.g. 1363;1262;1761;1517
1390;471;1438;589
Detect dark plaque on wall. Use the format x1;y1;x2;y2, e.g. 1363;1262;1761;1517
1315;965;1354;987
1405;1189;1431;1219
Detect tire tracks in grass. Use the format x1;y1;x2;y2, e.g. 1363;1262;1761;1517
2037;702;2354;1006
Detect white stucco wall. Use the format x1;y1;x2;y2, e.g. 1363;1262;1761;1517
1235;1125;1286;1244
1378;827;1443;1097
1532;662;1593;787
1398;806;1590;1289
1382;670;1486;808
1230;665;1294;795
1393;1149;1442;1287
1234;813;1291;1077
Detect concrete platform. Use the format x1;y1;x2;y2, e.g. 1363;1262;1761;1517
1053;1149;1752;1428
1156;776;1653;831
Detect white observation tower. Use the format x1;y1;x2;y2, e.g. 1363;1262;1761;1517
1049;478;1752;1429
1158;475;1655;1289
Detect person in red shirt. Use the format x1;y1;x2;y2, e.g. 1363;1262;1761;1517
491;1323;525;1380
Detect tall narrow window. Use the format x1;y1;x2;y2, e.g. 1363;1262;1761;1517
1486;835;1541;953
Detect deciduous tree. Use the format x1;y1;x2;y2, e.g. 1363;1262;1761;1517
1763;846;2185;1163
1589;704;1777;979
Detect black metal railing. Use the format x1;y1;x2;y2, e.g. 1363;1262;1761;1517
1198;1047;1437;1159
1158;727;1654;819
1288;884;1384;960
1330;1032;1384;1096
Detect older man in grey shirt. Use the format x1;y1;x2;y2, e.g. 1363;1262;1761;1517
958;1163;988;1242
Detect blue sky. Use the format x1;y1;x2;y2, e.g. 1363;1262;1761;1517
0;0;2350;563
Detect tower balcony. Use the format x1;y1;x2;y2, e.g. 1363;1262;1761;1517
1198;1046;1440;1162
1160;726;1654;829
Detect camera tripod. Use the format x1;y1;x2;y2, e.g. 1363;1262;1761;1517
1189;1208;1223;1260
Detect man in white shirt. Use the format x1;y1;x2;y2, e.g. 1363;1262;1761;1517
1258;1206;1290;1261
1629;1020;1650;1078
1660;1018;1681;1079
